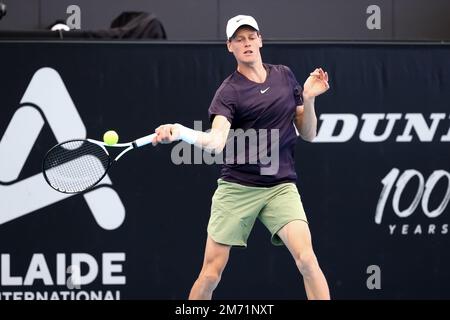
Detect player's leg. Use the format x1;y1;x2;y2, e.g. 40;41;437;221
189;235;231;300
259;183;330;300
189;179;261;299
277;220;330;300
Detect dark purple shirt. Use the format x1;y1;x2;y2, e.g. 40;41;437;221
208;64;303;187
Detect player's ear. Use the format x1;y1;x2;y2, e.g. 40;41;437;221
258;33;263;48
226;40;233;53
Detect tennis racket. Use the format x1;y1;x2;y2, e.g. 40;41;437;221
42;133;156;194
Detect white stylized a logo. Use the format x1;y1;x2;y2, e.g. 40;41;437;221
0;68;125;230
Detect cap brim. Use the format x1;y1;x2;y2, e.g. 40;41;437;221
228;25;259;39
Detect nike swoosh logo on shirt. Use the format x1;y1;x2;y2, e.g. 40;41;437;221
260;87;270;94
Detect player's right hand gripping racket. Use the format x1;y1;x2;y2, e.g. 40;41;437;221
42;133;156;194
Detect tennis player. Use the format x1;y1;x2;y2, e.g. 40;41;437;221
153;14;330;300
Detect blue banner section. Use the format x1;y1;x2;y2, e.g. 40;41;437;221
0;42;449;299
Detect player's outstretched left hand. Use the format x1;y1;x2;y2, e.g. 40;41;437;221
303;68;329;100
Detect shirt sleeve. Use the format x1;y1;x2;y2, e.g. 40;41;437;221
284;66;304;106
208;82;236;124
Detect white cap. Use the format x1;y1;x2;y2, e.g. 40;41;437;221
226;15;259;39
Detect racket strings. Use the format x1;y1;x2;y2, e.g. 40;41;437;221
43;140;110;193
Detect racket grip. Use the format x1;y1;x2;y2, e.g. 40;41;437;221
134;133;156;148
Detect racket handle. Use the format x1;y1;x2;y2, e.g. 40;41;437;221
134;133;156;148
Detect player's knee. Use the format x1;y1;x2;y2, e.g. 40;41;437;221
294;250;319;277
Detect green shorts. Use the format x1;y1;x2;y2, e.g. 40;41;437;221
207;179;308;247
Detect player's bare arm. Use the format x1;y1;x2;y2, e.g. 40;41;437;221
295;68;329;142
152;115;231;154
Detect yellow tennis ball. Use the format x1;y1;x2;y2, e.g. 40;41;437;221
103;130;119;145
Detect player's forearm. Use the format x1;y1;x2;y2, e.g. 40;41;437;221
194;129;227;153
176;124;226;154
295;97;317;142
